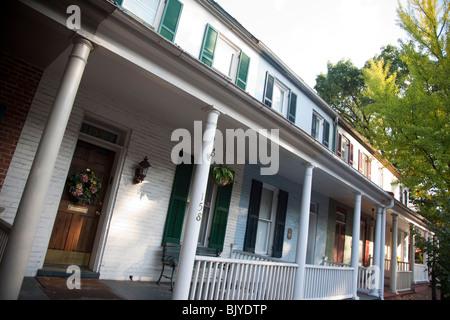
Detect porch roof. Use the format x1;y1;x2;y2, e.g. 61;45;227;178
13;0;393;210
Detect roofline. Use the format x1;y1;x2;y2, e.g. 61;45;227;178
197;0;339;120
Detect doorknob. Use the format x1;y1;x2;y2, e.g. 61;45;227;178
96;210;101;216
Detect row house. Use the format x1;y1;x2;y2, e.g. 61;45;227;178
0;0;431;300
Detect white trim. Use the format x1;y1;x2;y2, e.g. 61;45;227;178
74;115;131;273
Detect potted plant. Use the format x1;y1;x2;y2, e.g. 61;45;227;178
211;165;235;187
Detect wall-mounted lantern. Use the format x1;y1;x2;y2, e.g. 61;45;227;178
133;156;151;184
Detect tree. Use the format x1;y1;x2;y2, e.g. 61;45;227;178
315;60;374;140
362;0;449;299
315;47;408;144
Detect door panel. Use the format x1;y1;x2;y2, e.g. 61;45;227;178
45;140;115;266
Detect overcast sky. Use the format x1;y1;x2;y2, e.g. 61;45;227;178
215;0;408;88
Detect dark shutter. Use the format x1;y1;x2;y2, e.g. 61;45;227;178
263;72;274;107
158;0;183;42
323;120;330;148
199;24;219;67
288;92;297;123
236;51;250;90
311;114;318;138
337;133;342;157
162;162;194;243
349;143;354;165
358;150;363;173
209;183;233;251
272;190;288;258
243;180;263;253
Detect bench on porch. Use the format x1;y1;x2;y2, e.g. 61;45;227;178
156;242;221;290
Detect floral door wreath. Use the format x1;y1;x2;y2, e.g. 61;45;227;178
67;169;102;204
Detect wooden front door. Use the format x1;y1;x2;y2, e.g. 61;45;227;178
333;222;346;263
45;140;115;266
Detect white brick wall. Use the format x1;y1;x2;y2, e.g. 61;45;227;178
0;63;184;279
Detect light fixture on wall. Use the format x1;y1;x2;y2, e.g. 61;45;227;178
133;156;151;184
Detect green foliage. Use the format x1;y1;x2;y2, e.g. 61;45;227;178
315;60;374;140
362;0;450;299
315;0;449;299
211;166;235;186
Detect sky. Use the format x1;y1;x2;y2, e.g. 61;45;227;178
215;0;408;88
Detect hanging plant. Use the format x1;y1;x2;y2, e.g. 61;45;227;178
211;165;235;187
67;169;102;204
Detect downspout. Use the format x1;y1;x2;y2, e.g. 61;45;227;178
379;197;394;300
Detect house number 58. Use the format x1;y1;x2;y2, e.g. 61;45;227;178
196;193;204;222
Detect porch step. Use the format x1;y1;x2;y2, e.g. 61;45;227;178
37;264;100;279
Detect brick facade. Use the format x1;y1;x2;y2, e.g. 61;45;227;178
0;51;43;191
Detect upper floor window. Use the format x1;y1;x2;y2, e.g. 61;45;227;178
263;72;297;122
358;151;372;179
199;24;250;91
337;133;353;165
117;0;183;42
311;112;322;140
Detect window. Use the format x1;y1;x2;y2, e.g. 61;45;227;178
337;133;353;165
311;112;322;140
244;180;288;258
117;0;183;42
198;178;233;249
358;151;372;179
306;202;318;264
255;186;278;255
199;24;250;90
263;73;297;122
212;37;240;80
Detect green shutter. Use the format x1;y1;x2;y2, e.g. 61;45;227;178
115;0;124;6
323;120;330;148
236;52;250;90
158;0;183;42
288;92;297;123
243;180;263;253
209;183;233;251
163;162;194;243
199;24;219;67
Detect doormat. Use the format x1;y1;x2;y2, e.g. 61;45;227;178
36;276;123;300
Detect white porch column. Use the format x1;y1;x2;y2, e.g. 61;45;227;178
0;38;93;300
293;164;314;300
379;207;387;299
424;232;429;267
350;192;362;299
390;213;399;294
410;224;415;286
371;205;383;297
172;108;220;300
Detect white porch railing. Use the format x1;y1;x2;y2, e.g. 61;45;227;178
414;264;429;283
190;256;298;300
397;271;413;291
303;264;355;300
321;257;373;296
0;218;12;262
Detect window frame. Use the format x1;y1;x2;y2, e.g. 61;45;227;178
121;0;165;29
311;112;323;140
211;34;240;81
254;183;279;256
